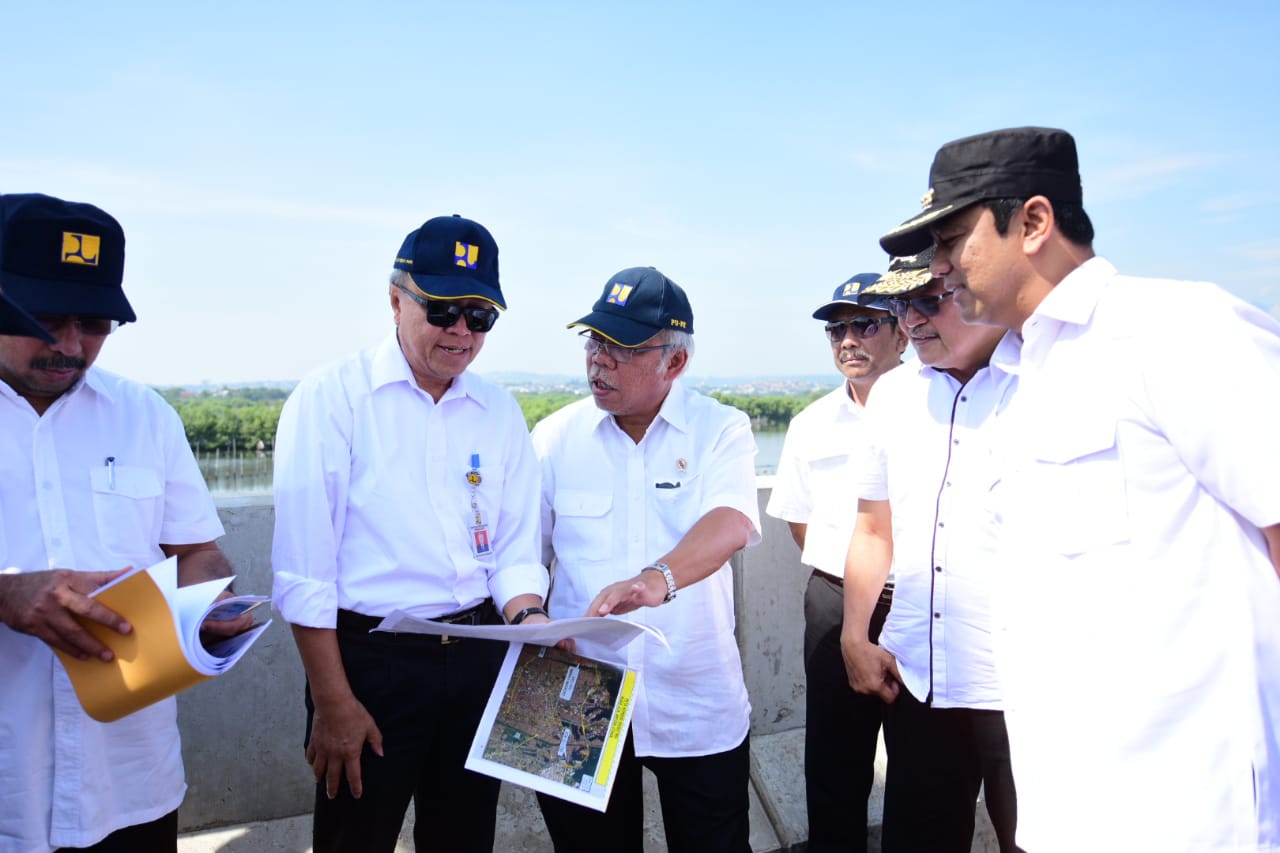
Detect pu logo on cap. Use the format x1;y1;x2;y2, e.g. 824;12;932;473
61;232;101;266
606;284;633;306
669;318;687;328
454;241;479;270
841;282;859;297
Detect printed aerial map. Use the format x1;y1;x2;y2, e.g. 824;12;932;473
482;644;627;792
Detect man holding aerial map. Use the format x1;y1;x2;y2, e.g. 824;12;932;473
531;266;761;852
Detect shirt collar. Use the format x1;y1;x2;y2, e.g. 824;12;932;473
369;332;486;408
1031;256;1116;328
592;378;688;437
81;366;114;404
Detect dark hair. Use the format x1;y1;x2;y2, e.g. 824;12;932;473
982;198;1094;246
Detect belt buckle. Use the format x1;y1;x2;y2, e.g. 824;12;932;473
439;633;461;645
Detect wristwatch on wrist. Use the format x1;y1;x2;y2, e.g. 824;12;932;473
510;606;547;625
642;562;677;604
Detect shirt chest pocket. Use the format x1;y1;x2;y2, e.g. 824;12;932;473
552;489;613;564
806;452;850;500
1023;414;1129;556
90;465;164;559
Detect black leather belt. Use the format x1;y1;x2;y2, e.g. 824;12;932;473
337;599;495;644
813;570;895;603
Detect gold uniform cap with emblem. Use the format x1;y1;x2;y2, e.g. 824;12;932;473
861;245;937;299
879;127;1084;257
0;193;135;323
569;266;694;347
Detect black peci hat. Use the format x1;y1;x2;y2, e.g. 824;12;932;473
880;127;1083;257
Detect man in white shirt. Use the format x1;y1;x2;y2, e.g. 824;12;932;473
271;215;550;853
765;273;905;852
879;126;1280;852
840;247;1020;852
531;267;761;853
0;193;240;852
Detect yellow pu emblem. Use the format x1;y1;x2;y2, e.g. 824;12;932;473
61;232;101;266
606;284;633;306
454;241;479;270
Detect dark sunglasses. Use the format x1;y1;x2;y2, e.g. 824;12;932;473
396;284;499;333
886;289;955;319
33;315;119;338
824;317;894;343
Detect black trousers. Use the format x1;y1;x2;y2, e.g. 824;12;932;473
881;687;1021;853
55;810;177;853
537;731;751;853
308;604;507;853
803;570;892;853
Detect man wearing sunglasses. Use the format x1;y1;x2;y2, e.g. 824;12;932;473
765;272;905;852
530;267;761;852
0;193;240;851
879;127;1280;852
271;215;549;853
839;247;1018;852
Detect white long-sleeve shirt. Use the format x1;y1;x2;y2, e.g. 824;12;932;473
271;335;547;626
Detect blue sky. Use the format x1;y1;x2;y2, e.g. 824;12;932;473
2;1;1277;385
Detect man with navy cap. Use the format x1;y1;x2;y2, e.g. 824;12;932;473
271;215;550;853
880;126;1280;851
531;267;761;852
765;272;905;852
0;193;240;851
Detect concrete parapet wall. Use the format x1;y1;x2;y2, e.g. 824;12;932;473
178;485;812;833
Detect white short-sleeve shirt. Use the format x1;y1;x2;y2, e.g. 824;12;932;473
271;335;548;626
531;382;761;758
0;368;224;850
856;359;1015;709
766;384;870;578
991;258;1280;851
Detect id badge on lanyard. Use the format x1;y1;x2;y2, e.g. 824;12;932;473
466;453;492;557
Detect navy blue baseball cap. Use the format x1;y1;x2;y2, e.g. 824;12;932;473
811;273;891;320
568;266;693;347
393;214;505;310
0;289;54;341
0;193;135;323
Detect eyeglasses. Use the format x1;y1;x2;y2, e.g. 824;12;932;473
395;284;499;333
33;315;119;338
580;330;672;364
885;289;955;319
824;317;894;343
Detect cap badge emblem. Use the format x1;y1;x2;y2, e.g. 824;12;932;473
61;232;101;266
920;188;935;209
454;241;479;270
606;283;633;307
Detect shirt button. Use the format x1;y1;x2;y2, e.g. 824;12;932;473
42;481;53;490
934;612;941;619
935;566;942;573
51;538;62;547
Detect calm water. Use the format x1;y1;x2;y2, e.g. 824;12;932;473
198;430;788;498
